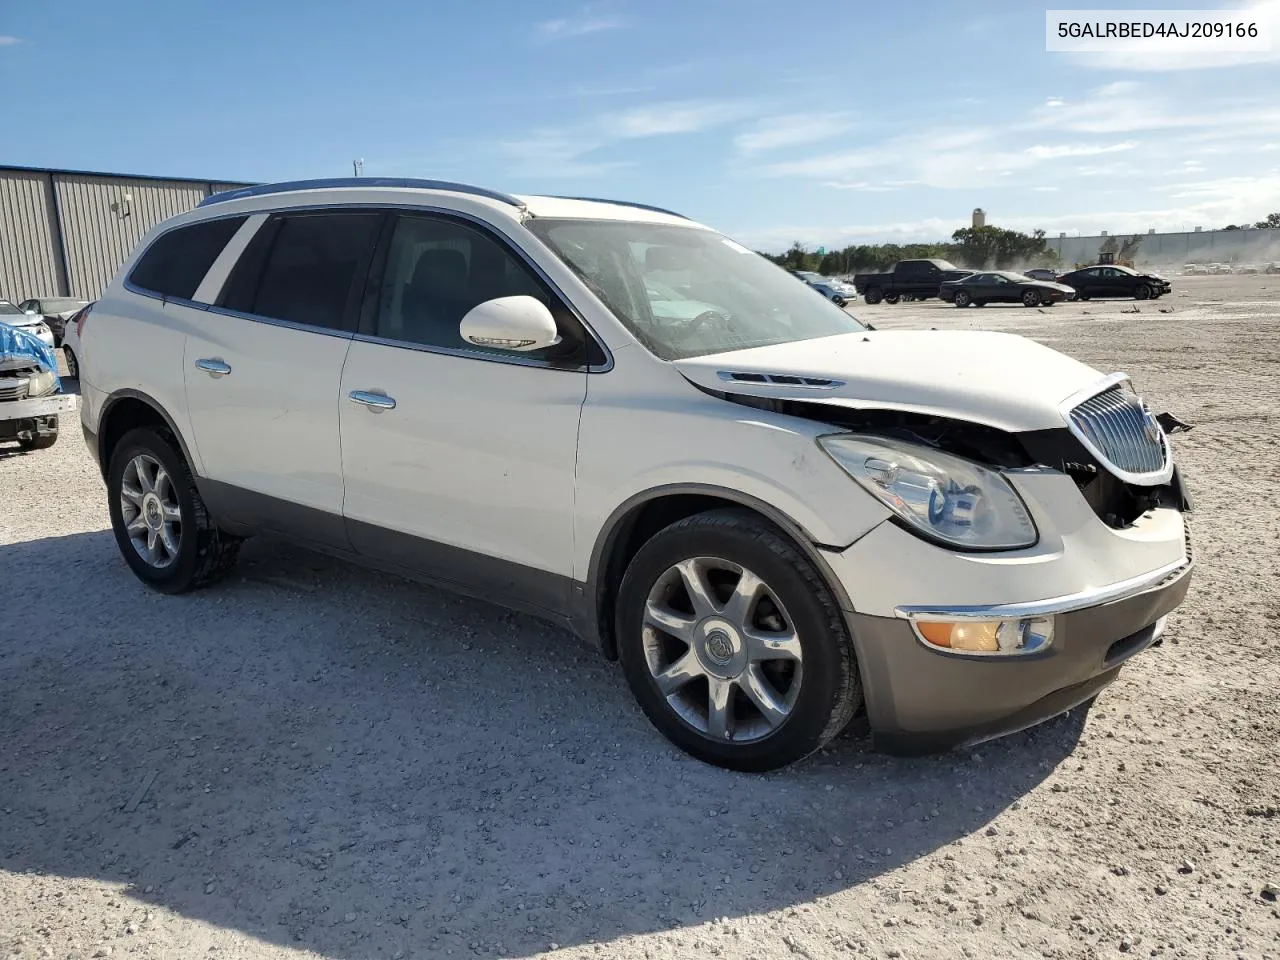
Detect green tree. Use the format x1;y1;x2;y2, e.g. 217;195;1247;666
1256;213;1280;228
1223;224;1241;230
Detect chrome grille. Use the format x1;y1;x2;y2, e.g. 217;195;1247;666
1067;382;1169;483
0;377;28;401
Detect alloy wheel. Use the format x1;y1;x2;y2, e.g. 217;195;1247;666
641;557;803;743
119;454;182;568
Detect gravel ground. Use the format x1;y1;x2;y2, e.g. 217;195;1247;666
1;274;1277;960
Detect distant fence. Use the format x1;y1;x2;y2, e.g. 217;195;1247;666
1049;229;1280;267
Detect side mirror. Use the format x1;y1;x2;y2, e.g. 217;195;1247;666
459;295;561;353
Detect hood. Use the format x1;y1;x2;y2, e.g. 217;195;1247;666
674;330;1105;432
0;322;61;392
1;315;43;330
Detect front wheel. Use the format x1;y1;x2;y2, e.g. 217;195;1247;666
953;290;972;307
63;346;79;379
1022;290;1041;307
616;509;862;771
1134;284;1153;300
107;427;242;594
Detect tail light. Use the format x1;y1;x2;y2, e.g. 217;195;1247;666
73;302;94;338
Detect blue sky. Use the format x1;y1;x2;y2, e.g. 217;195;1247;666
3;0;1279;251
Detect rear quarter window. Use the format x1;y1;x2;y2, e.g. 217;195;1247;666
127;216;248;301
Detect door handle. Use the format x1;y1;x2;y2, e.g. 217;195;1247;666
348;390;396;411
195;358;232;377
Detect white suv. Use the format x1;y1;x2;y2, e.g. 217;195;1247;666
77;178;1194;770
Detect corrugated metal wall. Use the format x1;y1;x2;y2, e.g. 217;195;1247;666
0;171;62;301
54;174;209;298
1;167;255;302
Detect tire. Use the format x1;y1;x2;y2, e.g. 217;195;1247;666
63;346;78;379
884;294;901;304
615;509;862;772
1076;292;1091;301
953;290;971;308
18;416;58;451
106;426;241;594
1022;290;1040;307
863;288;883;305
1134;284;1152;301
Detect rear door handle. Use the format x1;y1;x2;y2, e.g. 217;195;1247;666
195;358;232;377
348;390;396;411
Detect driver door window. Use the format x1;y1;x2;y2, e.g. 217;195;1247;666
371;214;596;364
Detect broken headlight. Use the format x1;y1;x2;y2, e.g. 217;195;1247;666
818;434;1038;550
27;370;56;397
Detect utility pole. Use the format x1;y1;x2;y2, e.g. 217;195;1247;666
352;158;364;177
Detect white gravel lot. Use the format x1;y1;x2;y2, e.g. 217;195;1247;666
1;274;1278;960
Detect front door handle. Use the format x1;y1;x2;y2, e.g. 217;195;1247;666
348;390;396;411
195;358;232;378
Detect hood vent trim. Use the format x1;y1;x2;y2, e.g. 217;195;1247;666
716;370;846;389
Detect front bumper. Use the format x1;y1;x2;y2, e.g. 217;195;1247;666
846;556;1191;753
0;393;76;422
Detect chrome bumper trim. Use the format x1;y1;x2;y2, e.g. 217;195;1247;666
894;555;1193;622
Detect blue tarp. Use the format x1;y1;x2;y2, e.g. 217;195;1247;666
0;323;62;392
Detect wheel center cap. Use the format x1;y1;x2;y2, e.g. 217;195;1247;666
696;619;745;678
143;493;163;530
705;629;734;664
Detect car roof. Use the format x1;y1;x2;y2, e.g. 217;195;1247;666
195;178;701;229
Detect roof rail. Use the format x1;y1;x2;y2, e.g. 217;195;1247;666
544;196;688;220
198;177;525;209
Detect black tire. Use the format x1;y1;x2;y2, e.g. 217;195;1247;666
1022;289;1040;307
863;288;883;305
953;290;971;307
616;509;862;771
1076;292;1091;301
18;416;58;451
106;426;241;594
1134;284;1152;300
833;296;847;307
63;346;78;379
883;294;901;304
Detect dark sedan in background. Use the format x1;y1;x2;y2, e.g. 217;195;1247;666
1056;265;1171;301
938;271;1075;308
17;297;89;345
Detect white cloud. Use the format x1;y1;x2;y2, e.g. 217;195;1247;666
535;11;622;41
823;181;908;192
1064;0;1280;71
1024;141;1138;160
503;98;756;178
0;36;20;46
734;113;857;155
1045;97;1066;108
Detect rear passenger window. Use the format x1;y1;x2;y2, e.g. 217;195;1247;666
220;211;380;331
128;216;247;300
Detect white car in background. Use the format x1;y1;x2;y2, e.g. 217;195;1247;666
793;270;856;306
78;178;1193;771
1;299;55;348
59;303;90;379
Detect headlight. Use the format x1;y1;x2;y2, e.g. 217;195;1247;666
28;370;56;397
818;434;1038;550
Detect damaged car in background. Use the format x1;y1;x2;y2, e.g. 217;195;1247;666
1;307;77;451
81;178;1194;771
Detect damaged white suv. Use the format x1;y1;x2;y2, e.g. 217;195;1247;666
77;178;1193;770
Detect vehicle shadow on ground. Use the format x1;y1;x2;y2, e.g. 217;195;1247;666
0;532;1087;958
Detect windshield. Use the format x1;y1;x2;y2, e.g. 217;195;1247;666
0;301;23;316
40;298;87;313
526;219;866;360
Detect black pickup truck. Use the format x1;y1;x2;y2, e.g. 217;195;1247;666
853;259;973;304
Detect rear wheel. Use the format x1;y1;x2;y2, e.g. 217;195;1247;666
63;346;79;379
953;290;971;308
884;294;901;305
107;427;241;594
863;288;883;305
616;509;862;771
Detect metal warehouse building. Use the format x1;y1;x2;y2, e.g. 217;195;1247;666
1;165;251;303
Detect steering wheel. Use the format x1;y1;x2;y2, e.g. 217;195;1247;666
659;309;731;344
